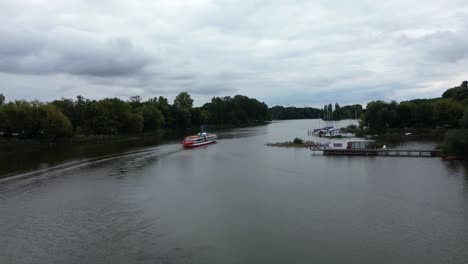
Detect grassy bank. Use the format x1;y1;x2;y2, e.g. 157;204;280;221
265;138;324;148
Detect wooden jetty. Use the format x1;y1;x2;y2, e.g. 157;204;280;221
310;148;442;158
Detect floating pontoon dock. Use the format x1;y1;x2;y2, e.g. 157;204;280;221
310;148;441;158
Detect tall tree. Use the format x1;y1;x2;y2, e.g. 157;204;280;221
334;103;341;120
39;105;73;138
174;92;193;109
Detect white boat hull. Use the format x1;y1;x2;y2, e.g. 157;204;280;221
182;139;216;148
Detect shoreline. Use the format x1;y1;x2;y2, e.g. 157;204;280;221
0;122;271;178
0;121;271;152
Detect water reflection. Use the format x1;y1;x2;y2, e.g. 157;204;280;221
0;136;168;178
1;119;468;264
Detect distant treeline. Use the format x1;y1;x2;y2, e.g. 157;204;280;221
362;81;468;158
0;93;270;140
269;103;363;120
362;81;468;130
269;106;322;120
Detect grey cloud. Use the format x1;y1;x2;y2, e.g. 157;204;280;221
146;78;238;96
0;28;150;78
183;84;237;95
1;0;468;105
0;29;43;56
399;29;468;63
57;85;75;93
160;73;198;81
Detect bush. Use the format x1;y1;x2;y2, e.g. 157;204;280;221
293;137;304;144
443;129;468;157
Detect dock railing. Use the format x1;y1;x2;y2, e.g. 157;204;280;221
310;148;441;158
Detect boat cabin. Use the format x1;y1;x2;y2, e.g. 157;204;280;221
327;140;376;150
346;140;376;150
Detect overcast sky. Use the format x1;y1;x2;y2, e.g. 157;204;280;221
1;0;468;107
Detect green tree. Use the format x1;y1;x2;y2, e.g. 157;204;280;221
334;103;341;120
138;104;165;131
433;99;464;127
0;94;5;105
460;108;468;128
0;106;9;133
398;102;415;127
442;81;468;101
293;138;303;144
157;96;175;128
190;108;208;126
413;102;434;128
52;98;75;126
3;100;38;137
443;129;468;157
38;105;73;138
174;92;193;109
122;112;144;134
90;98;133;134
129;96;142;109
174;107;192;128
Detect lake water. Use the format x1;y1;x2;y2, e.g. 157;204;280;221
1;119;468;264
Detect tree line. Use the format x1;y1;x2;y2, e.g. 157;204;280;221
362;81;468;130
322;103;363;121
361;81;468;157
269;103;363;120
0;92;270;140
269;106;322;120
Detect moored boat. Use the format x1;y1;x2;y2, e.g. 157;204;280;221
323;129;355;138
311;126;334;136
181;132;217;148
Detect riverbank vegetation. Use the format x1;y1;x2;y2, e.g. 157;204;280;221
265;138;322;148
360;81;468;157
362;81;468;130
0;93;270;142
443;130;468;158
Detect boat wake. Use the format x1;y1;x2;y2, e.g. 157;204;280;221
0;144;182;194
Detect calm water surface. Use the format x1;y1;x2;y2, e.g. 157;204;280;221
1;120;468;264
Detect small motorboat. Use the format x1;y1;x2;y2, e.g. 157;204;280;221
323;129;355;138
181;132;217;148
312;126;334;136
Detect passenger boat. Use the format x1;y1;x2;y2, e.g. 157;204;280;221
181;132;217;148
